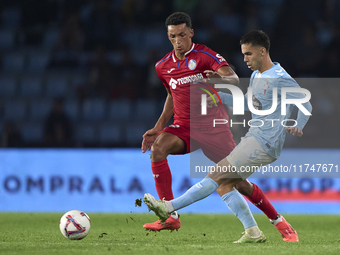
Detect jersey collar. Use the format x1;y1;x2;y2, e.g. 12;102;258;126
172;43;195;62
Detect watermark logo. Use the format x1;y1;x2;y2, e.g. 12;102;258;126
201;84;312;116
198;86;222;114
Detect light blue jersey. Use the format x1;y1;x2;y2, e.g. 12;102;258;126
220;62;312;158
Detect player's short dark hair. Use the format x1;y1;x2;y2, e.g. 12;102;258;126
240;30;270;51
165;12;192;29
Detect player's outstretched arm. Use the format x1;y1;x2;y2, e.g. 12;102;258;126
204;65;239;86
141;88;174;153
285;100;312;138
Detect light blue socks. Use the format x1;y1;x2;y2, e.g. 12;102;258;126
221;189;257;229
171;177;218;210
170;177;257;230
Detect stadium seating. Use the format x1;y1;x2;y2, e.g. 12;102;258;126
1;7;21;28
125;123;146;146
45;76;69;97
2;53;25;72
3;99;27;121
74;123;97;144
64;99;79;121
28;99;52;120
98;122;123;145
20;76;43;98
0;29;15;49
27;52;50;71
108;99;131;121
21;122;44;143
81;99;106;121
0;76;17;98
42;28;59;49
135;99;158;121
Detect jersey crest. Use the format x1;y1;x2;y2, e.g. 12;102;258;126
188;59;197;70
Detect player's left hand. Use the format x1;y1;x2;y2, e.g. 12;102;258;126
286;127;303;137
141;128;160;153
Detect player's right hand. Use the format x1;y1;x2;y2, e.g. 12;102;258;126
286;127;303;137
141;128;160;153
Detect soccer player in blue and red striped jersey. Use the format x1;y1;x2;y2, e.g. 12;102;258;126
141;12;296;242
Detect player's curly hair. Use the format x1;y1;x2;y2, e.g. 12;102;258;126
240;30;270;51
165;12;192;29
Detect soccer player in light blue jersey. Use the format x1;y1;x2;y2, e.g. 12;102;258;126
144;30;312;243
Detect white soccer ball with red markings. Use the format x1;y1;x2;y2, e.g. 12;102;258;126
59;210;91;240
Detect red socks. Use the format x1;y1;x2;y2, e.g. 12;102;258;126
247;183;278;220
151;159;174;201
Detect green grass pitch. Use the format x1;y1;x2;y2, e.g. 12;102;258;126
0;213;339;255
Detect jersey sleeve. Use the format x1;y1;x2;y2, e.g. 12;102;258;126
201;46;229;71
155;65;169;89
278;78;304;99
278;78;312;130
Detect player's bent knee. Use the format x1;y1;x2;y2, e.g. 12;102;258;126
216;179;238;195
150;142;169;161
235;180;254;196
152;133;186;159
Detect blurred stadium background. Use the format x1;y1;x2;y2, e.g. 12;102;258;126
0;0;339;214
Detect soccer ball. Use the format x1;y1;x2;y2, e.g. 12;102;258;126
59;210;91;240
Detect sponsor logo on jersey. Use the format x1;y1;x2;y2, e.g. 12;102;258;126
169;73;204;89
216;54;226;63
188;59;197;70
263;82;269;95
169;78;178;89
